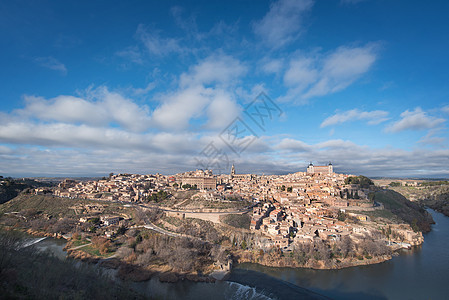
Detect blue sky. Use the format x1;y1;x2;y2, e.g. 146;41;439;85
0;0;448;177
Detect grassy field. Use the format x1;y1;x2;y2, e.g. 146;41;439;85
0;193;134;219
359;209;398;221
175;197;252;210
71;239;91;247
162;215;183;227
81;244;115;258
374;191;404;209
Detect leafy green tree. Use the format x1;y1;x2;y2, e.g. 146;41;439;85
337;211;347;221
116;225;126;235
88;217;100;225
345;176;373;188
411;219;419;232
240;240;247;250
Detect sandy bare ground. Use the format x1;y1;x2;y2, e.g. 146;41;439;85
181;210;248;223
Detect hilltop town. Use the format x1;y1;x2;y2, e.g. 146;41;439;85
46;163;424;250
0;163;434;281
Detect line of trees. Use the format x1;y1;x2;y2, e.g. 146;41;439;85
181;184;198;190
147;190;169;202
345;176;374;188
291;233;391;266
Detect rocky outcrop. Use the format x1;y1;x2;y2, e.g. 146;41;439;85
25;229;67;239
157;271;216;283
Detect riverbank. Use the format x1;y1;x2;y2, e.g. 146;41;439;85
65;243;219;284
233;248;393;270
15;209;448;300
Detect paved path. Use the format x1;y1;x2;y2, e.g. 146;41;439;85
134;207;204;241
142;223;183;238
68;242;92;250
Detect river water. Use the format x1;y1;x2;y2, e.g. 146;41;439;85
31;209;449;300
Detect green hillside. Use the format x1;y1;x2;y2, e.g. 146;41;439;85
374;189;434;232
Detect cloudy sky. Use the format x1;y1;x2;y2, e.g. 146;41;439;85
1;0;448;178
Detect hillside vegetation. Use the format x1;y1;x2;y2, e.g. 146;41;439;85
0;194;83;217
374;189;434;232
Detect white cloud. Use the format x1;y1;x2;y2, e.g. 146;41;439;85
131;82;157;96
280;44;378;102
0;119;201;154
1;119;448;177
152;86;242;131
283;56;318;91
442;105;449;114
261;58;284;74
34;56;67;75
170;6;199;38
273;137;449;177
386;107;446;133
304;45;378;98
206;91;241;129
0;145;200;177
152;54;246;130
116;46;144;64
136;24;182;56
253;0;314;48
179;54;247;88
152;85;214;130
418;129;447;146
321;109;389;127
277;138;312;152
16;87;151;132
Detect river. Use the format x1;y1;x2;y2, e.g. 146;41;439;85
31;209;449;299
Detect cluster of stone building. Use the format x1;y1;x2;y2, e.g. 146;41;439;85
243;164;373;249
54;173;168;202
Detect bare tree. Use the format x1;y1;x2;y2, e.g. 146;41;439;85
338;236;354;258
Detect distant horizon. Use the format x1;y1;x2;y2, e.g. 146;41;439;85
1;1;448;178
5;167;449;181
